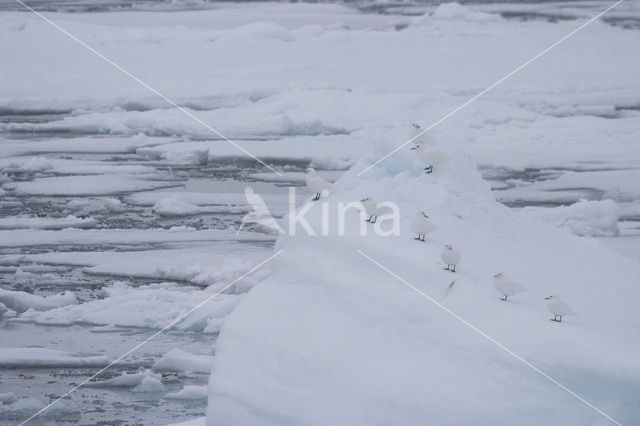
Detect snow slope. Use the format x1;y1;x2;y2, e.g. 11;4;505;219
206;148;639;425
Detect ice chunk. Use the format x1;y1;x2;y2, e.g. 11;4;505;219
0;393;17;405
19;157;54;172
0;215;97;230
431;2;502;22
0;288;77;313
16;282;238;332
132;375;165;393
137;147;210;165
66;197;125;214
86;369;159;388
0;348;110;368
154;348;213;374
523;199;620;237
153;198;203;217
13;174;174;196
165;385;208;400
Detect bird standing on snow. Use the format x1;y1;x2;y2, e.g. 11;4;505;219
305;168;338;201
361;197;379;223
441;245;461;272
411;211;437;242
493;273;527;301
545;295;575;322
410;143;434;174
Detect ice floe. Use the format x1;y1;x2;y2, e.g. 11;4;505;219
523;199;620;237
0;215;97;230
15;281;240;332
207;150;640;425
154;348;213;374
85;369;159;388
165;385;208;400
0;347;110;368
0;288;77;313
0;397;79;422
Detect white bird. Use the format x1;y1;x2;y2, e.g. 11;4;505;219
361;197;379;223
411;211;437;242
305;168;338;201
410;143;434;174
410;143;448;174
237;186;283;234
545;295;575;322
441;245;461;272
493;273;527;301
360;197;393;223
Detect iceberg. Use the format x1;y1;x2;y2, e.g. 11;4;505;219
206;150;640;425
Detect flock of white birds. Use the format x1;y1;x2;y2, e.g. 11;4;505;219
303;123;575;323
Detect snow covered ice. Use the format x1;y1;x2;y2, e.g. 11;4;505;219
207;145;640;426
0;0;639;425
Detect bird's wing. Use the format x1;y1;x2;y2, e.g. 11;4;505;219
327;179;339;190
244;186;271;214
514;281;528;292
424;150;450;164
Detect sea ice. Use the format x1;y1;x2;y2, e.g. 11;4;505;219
165;385;208;400
0;347;111;368
523;199;620;237
154;348;214;374
0;288;77;313
206;150;640;425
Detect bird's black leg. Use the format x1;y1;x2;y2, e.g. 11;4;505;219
452;265;456;273
424;165;433;174
558;316;562;323
370;216;377;223
365;216;372;222
312;193;320;201
421;235;425;242
414;235;420;240
444;265;450;271
502;295;507;301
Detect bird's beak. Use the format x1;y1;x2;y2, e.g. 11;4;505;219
410;146;417;150
544;296;551;300
360;198;365;202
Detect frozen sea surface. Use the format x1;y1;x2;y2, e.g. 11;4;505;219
0;0;639;425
